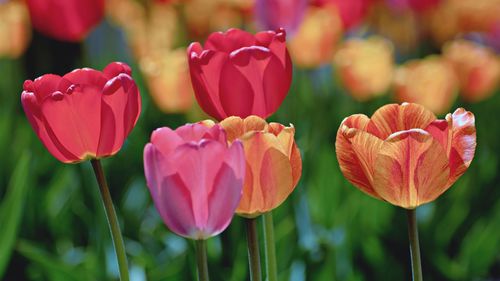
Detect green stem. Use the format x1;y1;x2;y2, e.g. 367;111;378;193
195;240;210;281
245;218;262;281
406;208;423;281
90;159;129;281
262;212;278;281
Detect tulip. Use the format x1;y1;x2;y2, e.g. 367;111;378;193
312;0;372;30
0;0;31;58
140;49;195;113
335;103;476;209
215;115;302;217
393;56;458;115
288;4;343;68
188;28;292;120
254;0;307;35
333;36;394;101
443;39;500;103
21;62;141;163
26;0;104;42
143;122;245;239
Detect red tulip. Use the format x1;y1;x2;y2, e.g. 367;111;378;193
144;122;245;239
313;0;372;30
335;103;476;209
187;28;292;121
21;62;141;163
26;0;104;42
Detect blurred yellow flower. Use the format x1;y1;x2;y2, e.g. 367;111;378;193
334;36;394;101
288;4;343;68
394;56;458;115
0;0;31;58
140;49;195;113
443;39;500;103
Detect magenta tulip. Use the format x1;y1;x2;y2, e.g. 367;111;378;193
21;62;141;163
187;28;293;121
144;122;246;240
255;0;307;35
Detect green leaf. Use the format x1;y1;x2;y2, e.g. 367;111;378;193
0;152;30;277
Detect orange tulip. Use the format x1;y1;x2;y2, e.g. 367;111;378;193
217;116;302;217
0;0;31;58
443;39;500;103
333;36;394;101
288;3;343;68
140;49;194;113
335;103;476;209
393;56;458;115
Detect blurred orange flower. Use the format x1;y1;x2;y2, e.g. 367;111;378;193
0;0;31;58
336;103;476;209
140;49;194;113
288;3;342;68
443;39;500;103
394;56;458;115
219;116;302;217
334;36;394;101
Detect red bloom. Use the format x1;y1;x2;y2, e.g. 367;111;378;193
26;0;104;42
21;62;141;163
187;28;292;121
313;0;372;30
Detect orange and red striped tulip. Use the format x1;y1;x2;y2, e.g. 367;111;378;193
335;103;476;209
443;39;500;103
218;115;302;217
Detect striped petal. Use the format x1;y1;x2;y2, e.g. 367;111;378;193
373;129;450;209
335;114;383;199
367;103;436;139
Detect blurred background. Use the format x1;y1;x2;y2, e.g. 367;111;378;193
0;0;499;280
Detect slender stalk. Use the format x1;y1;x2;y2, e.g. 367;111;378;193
90;159;129;281
245;218;262;281
195;240;210;281
406;208;423;281
262;212;278;281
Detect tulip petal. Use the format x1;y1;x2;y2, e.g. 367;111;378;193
97;74;141;157
244;115;268;132
367;103;436;139
219;58;255;118
102;62;132;79
158;173;197;238
188;47;227;120
220;116;245;142
262;53;291;116
373;129;450;209
205;28;256;53
25;74;63;101
236;132;293;216
168;141;226;231
175;123;226;143
64;68;107;90
21;91;79;162
447;108;476;186
335;114;383;198
40;85;102;160
205;163;242;238
270;124;302;188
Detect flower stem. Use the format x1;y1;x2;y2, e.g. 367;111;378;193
406;208;423;281
262;212;278;281
245;218;262;281
195;240;210;281
90;159;129;281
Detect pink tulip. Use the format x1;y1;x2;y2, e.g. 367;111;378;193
144;122;245;239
